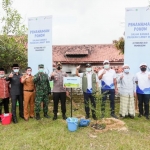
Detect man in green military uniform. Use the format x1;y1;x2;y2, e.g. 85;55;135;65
33;64;51;120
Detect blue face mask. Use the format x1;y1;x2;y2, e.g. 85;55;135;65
124;68;130;73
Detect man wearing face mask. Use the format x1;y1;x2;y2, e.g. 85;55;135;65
0;68;10;120
76;64;99;120
50;62;68;120
33;64;51;120
21;67;35;121
118;64;135;119
98;60;118;119
135;63;150;120
6;64;23;123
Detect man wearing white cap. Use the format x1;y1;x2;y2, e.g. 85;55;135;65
118;64;135;118
135;62;150;119
98;60;118;118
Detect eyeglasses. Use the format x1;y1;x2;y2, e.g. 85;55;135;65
13;67;19;69
27;70;32;71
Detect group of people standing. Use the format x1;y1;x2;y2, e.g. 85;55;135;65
0;62;68;123
0;60;150;124
85;61;150;120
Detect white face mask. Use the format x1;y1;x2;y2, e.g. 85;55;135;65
27;71;31;75
13;69;19;73
104;64;110;69
39;69;44;72
0;74;4;78
124;68;130;73
86;68;91;72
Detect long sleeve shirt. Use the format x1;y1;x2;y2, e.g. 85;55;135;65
118;73;135;96
6;73;23;95
21;75;35;91
50;70;67;93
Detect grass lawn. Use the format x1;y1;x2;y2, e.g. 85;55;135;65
0;98;150;150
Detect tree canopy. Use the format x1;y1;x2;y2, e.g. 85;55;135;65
113;37;124;54
0;0;27;72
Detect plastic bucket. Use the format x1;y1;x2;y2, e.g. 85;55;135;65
66;117;78;132
0;113;12;125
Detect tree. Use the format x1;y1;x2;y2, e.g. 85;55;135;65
0;0;27;72
113;37;125;54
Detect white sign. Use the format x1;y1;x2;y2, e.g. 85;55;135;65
63;77;81;88
124;7;150;74
28;16;52;75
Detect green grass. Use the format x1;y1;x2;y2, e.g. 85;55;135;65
0;99;150;150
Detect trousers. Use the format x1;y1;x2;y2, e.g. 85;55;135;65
0;97;9;114
83;92;96;115
11;95;23;118
35;94;49;113
101;89;115;115
53;92;66;114
137;93;150;116
23;91;35;119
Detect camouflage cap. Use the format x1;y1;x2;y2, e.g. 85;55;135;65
38;64;44;68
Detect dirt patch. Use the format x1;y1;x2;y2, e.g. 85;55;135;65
92;118;128;133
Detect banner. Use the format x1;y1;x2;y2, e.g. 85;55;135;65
63;77;81;88
124;7;150;74
28;16;52;75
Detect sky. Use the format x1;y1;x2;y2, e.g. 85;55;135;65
0;0;149;45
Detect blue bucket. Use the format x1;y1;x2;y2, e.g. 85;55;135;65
66;117;78;132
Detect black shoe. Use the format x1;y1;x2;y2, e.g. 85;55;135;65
62;114;67;120
12;117;18;124
36;113;41;120
92;114;97;120
53;114;57;120
30;116;34;119
44;113;50;118
130;116;134;119
138;114;142;117
85;114;90;119
19;115;24;119
146;116;150;120
111;114;118;119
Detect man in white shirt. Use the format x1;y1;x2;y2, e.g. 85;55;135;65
76;63;99;120
98;60;118;119
118;64;135;119
135;62;150;120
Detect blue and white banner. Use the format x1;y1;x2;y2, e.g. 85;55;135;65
28;16;52;75
124;7;150;74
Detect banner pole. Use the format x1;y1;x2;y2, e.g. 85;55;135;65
71;88;72;117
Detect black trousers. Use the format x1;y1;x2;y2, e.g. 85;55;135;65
137;93;150;116
53;92;66;114
11;95;23;118
83;92;96;116
0;97;9;114
102;89;115;115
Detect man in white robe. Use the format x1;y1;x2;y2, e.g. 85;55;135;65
118;64;135;118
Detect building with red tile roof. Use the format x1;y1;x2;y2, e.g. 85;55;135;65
52;44;124;74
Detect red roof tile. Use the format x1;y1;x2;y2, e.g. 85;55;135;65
52;44;123;64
